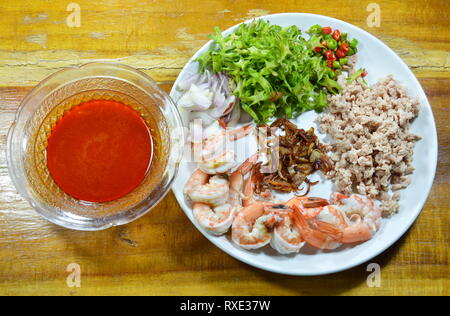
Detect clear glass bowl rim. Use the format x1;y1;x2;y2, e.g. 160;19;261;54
6;62;184;231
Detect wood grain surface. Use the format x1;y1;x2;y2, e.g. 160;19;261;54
0;0;448;296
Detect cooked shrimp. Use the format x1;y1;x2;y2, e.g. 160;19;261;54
292;193;382;249
330;193;382;243
285;196;329;218
196;124;254;174
187;155;259;236
193;202;236;236
199;151;237;175
232;202;289;250
184;169;229;206
269;196;330;254
228;154;258;208
291;204;343;250
289;196;346;250
184;168;209;190
242;167;257;207
270;212;305;254
241;163;275;207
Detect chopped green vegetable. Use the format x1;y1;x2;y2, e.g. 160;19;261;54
307;24;323;35
308;34;323;49
347;69;366;83
349;38;359;49
196;20;341;124
327;38;338;50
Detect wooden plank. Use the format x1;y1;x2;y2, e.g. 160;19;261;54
0;0;448;86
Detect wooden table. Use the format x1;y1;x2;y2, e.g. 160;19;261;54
0;0;448;296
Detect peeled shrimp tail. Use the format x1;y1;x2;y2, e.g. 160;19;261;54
316;219;375;244
291;205;342;250
300;197;330;209
329;192;349;204
235;153;259;175
242;166;260;207
227;124;254;141
231;202;287;250
285;196;329;219
341;223;376;243
228;154;258;208
330;193;382;243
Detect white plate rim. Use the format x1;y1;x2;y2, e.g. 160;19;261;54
169;13;438;276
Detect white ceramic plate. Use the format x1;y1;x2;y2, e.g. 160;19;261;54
169;13;438;275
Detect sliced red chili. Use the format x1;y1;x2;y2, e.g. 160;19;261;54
322;27;332;35
336;48;346;58
324;50;334;60
332;29;341;41
314;47;322;53
340;42;350;54
361;71;368;78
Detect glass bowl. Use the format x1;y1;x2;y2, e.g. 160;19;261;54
6;62;184;231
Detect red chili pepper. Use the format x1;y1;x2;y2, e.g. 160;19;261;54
336;48;346;58
332;29;341;41
314;47;322;53
324;50;334;60
327;60;333;68
322;26;332;35
361;71;368;78
340;42;350;54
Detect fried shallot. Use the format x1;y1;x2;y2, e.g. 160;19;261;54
255;118;333;193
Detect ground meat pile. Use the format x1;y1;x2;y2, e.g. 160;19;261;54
318;75;421;215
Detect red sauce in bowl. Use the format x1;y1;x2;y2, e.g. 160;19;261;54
46;99;152;203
